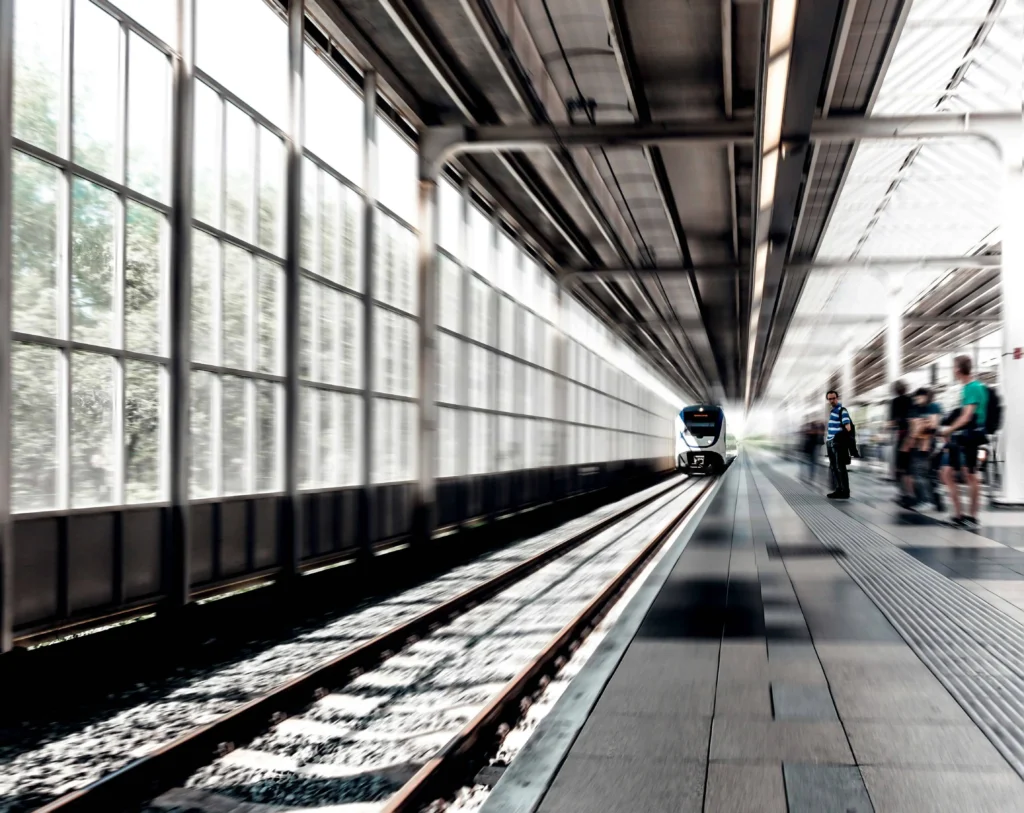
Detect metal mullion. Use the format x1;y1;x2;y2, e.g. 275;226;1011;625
192;221;284;268
194;67;287;141
375;201;416;235
373;298;416;321
332;166;345;290
210;85;227;499
299;378;361;397
311;282;321;388
490;216;500;472
218;93;228;231
554;282;568;467
114;21;129;505
58;0;75;510
0;0;13;651
211;240;223;496
457;179;470;479
190;362;284;385
374;393;417;406
245;377;256;494
312;164;322;277
90;0;177;56
437;245;458;266
309;282;320;486
302;146;361;197
211;371;222;497
513;248;526;468
300;266;360;298
248;119;260;507
11;334;147;363
245;257;257;494
308;385;319;488
12;139;173;214
250;111;261;256
433;403;548;420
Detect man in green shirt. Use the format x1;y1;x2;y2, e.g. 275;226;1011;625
939;355;989;528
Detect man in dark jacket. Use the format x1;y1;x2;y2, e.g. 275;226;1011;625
889;380;912;482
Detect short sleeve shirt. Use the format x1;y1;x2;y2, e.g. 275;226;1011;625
827;405;851;440
961;380;988;430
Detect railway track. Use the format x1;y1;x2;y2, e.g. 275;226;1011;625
384;476;714;813
19;474;708;813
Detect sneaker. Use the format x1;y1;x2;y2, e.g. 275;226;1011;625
836;491;851;500
963;516;981;529
949;516;967;528
826;490;840;499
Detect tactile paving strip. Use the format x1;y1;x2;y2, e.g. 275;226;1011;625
756;464;1024;778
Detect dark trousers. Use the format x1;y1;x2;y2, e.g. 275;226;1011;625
827;440;850;494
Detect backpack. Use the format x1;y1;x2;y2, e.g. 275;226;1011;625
984;386;1001;435
845;409;860;458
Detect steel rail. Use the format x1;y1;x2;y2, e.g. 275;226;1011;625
383;475;716;812
33;475;696;813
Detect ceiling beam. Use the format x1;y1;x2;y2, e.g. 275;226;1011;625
602;0;723;399
563;253;1002;284
629;314;1000;329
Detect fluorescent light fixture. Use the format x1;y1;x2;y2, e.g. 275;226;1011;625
752;242;769;305
747;0;798;409
769;0;798;57
745;242;769;408
762;52;790;153
760;149;779;210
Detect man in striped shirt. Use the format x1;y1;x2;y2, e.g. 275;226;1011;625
826;389;853;499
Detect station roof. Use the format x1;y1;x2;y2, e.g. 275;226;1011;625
311;0;1022;407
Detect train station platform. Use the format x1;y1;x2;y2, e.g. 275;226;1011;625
481;452;1024;813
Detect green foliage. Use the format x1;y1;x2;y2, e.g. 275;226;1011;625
11;13;164;509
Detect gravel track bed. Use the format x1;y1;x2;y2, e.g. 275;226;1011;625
0;477;685;813
146;482;696;812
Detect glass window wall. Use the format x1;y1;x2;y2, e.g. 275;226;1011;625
6;0;676;519
10;0;173;511
434;192;674;479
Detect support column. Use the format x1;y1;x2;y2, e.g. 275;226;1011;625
458;181;470;487
997;144;1024;505
554;281;569;491
167;0;195;609
282;0;305;576
0;0;15;652
414;175;439;541
491;218;501;477
886;275;902;388
842;347;855;406
358;72;377;552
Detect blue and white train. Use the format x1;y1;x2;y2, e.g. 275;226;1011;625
675;404;728;474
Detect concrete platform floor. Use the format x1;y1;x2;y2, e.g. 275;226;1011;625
482;453;1024;813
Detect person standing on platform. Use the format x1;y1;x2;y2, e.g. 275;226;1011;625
901;387;942;509
939;355;989;528
889;380;912;484
825;390;853;499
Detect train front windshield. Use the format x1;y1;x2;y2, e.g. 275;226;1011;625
681;407;722;439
